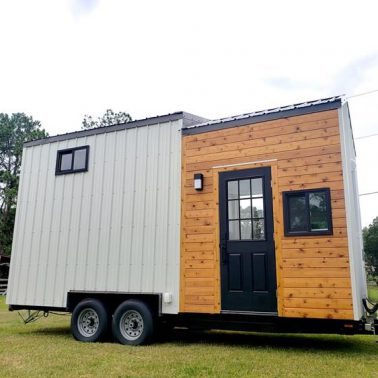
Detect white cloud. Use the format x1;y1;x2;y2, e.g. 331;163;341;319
69;0;99;19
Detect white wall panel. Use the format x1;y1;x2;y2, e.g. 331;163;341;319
339;104;368;320
7;119;183;314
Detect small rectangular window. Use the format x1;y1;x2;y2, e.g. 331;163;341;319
56;146;89;175
283;188;332;236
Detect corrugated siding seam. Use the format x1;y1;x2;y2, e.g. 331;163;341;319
82;134;97;291
71;138;86;290
32;143;51;304
20;146;39;305
104;132;117;290
7;120;182;313
6;147;27;304
115;129;128;290
37;144;56;304
50;140;68;306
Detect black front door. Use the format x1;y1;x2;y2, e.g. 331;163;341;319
219;167;277;313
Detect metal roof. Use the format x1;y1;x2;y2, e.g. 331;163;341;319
24;111;209;148
23;95;344;147
181;95;344;135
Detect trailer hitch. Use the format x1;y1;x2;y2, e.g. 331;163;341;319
18;310;48;324
362;298;378;315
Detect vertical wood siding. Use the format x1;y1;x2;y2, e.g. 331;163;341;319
7;120;182;314
181;110;354;319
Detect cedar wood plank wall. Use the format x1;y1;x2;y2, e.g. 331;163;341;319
180;109;354;320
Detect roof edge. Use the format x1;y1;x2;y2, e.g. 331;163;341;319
24;111;206;148
182;96;343;136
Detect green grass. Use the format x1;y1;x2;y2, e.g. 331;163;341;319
0;296;377;377
368;284;378;302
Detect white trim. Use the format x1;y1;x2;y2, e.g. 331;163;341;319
338;105;367;320
212;158;277;169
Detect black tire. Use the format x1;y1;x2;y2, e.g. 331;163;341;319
71;298;109;342
112;300;154;346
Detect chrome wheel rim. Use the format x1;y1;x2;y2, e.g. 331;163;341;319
119;310;144;341
77;308;99;337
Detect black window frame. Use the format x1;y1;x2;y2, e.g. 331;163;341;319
283;188;333;236
55;145;90;175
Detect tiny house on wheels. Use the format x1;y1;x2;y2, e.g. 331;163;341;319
7;96;377;345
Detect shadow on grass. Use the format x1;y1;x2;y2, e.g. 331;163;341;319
26;326;71;337
156;328;378;355
24;325;377;355
34;327;71;336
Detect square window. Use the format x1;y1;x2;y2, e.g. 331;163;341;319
283;188;332;236
56;146;89;175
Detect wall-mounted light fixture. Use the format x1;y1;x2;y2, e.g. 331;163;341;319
194;173;203;191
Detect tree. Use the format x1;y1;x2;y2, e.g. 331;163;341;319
0;113;48;256
82;109;132;129
363;216;378;284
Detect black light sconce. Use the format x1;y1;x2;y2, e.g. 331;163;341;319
194;173;203;191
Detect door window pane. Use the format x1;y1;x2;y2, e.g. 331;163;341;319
288;195;306;232
309;192;328;231
252;178;263;198
253;219;265;240
228;200;239;220
73;148;87;170
252;198;264;218
228;181;238;199
239;179;251;199
229;220;240;240
60;152;72;171
240;220;252;240
240;199;251;219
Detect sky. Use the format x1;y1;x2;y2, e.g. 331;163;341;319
0;0;378;226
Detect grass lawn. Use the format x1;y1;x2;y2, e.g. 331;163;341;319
0;296;377;377
368;284;378;302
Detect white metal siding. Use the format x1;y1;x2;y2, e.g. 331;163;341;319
338;104;367;320
7;120;182;314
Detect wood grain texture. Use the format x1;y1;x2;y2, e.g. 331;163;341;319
180;109;353;320
272;164;285;317
283;288;352;299
185;144;342;172
283;277;351;288
283;308;353;320
284;298;352;309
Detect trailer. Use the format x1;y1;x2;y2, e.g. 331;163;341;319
6;96;377;345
